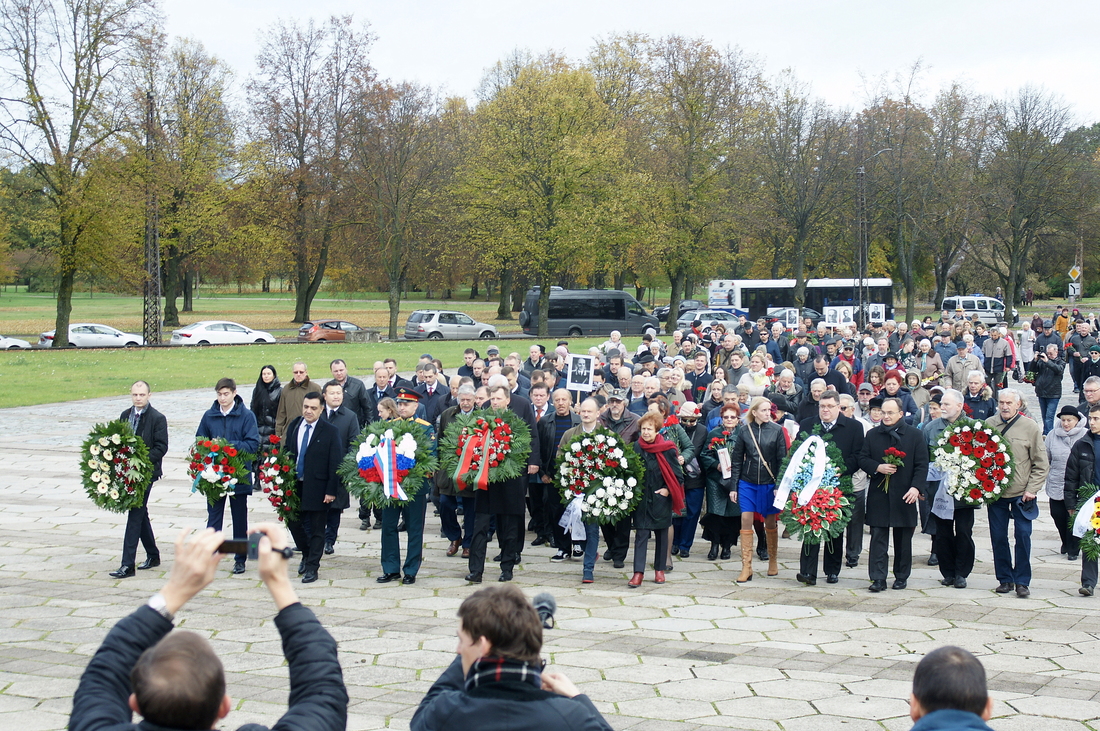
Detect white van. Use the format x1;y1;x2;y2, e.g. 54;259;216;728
941;296;1018;325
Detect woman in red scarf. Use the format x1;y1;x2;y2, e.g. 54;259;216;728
629;412;684;587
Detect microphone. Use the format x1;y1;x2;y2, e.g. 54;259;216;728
532;592;556;630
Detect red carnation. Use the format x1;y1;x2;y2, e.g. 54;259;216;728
269;434;280;444
969;488;983;501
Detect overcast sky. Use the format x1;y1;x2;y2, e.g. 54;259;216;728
163;0;1100;124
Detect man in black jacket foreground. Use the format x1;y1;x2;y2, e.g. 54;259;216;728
412;584;612;731
71;524;347;731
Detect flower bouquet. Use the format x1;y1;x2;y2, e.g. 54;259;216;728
933;418;1014;506
187;437;253;505
555;426;645;525
879;447;907;492
439;408;531;491
773;430;853;544
1074;487;1100;562
340;419;438;508
257;434;299;522
81;422;154;512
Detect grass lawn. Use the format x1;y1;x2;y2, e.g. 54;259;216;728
0;337;611;409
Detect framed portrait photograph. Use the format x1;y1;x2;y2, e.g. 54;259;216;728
868;303;886;323
824;306;855;327
566;354;595;392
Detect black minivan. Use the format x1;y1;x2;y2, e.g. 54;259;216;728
519;288;660;336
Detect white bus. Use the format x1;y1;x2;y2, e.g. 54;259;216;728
707;278;895;322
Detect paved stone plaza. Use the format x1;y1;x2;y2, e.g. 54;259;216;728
3;380;1100;730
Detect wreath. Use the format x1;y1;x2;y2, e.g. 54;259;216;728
555;426;645;525
81;421;154;513
256;434;300;522
439;408;532;491
187;437;254;505
774;428;854;544
1074;487;1100;562
339;419;438;508
932;417;1014;506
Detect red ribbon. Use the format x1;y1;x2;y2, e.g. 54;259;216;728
454;425;493;490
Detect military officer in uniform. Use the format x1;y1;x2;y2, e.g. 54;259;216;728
376;387;437;585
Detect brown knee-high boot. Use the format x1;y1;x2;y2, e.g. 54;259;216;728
765;527;779;576
737;530;754;583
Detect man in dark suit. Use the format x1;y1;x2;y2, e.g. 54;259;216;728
365;364;397;425
319;381;360;555
794;389;865;586
285;392;344;584
467;379;541;583
415;363;449;424
377;387;437;585
110;381;170;578
858;396;929;592
329;358;369;427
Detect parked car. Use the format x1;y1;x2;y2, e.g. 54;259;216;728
404;310;497;340
0;334;32;349
170;321;276;345
38;324;145;348
297;319;365;342
941;295;1019;325
653;299;705;320
764;307;825;331
520;289;659;337
676;310;739;329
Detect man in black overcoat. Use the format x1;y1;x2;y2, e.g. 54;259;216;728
110;380;170;578
466;379;541;583
795;389;865;585
319;381;360;555
285;392;344;583
858;396;929;591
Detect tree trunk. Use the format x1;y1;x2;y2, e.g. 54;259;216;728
163;245;181;327
538;273;553;337
497;268;513;320
388;278;401;340
613;271;625;290
262;275;270;293
469;275;479;299
183;270;194;312
666;268;685;334
53;268;75;347
511;278;524;313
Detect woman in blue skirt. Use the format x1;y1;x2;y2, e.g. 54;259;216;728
728;397;787;583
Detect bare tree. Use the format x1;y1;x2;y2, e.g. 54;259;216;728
0;0;154;345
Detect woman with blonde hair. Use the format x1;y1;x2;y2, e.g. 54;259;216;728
727;396;788;583
738;353;771;397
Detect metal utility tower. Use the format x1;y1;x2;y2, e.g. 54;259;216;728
142;90;162;345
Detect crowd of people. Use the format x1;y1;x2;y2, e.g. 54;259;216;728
107;303;1099;598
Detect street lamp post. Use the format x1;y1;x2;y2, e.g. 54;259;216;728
142;90;162;346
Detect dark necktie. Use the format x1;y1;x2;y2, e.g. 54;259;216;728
297;423;312;478
129;410;141;432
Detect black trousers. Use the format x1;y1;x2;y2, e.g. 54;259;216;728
120;480;159;567
528;480;553;539
1050;498;1076;554
206;493;249;562
469;512;523;576
550;498;573;551
288;509;327;574
932;509;975;580
633;528;668;573
800;534;844;579
601;518;632;562
868;526;914;582
845;490;866;565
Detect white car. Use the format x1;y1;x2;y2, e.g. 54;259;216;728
0;334;32;349
170;320;276;346
676;310;739;329
38;324;145;348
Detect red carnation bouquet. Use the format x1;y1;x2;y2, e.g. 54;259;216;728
879;447;907;493
257;434;299;521
187;437;253;505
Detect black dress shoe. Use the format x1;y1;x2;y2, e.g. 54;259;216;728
232;560;246;575
298;560;306;575
927;553;939;566
324;542;334;555
826;574;839;584
954;577;967;589
940;576;956;586
845;559;858;568
493;553;503;562
868;580;887;592
301;572;318;584
1068;553;1080;561
613;559;625;569
891;579;907;590
994;582;1015;594
719;547;732;560
465;572;483;583
756;546;769;561
796;573;817;586
671;546;680;557
359;519;371;531
137;557;160;570
498;570;513;582
531;536;547;547
376;572;401;584
109;566;135;578
1015;584;1030;598
402;575;416;585
707;544;719;561
680;550;690;559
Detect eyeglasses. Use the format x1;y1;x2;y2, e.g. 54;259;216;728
681;417;698;423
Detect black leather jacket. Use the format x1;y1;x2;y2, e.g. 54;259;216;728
1064;430;1100;506
250;378;282;439
728;421;788;486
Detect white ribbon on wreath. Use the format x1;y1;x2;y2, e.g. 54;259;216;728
1072;487;1100;538
559;493;588;540
773;435;830;510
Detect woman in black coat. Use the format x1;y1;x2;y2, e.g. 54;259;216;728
672;403;710;561
629;412;684;588
250;365;282;440
728;397;788;583
700;404;743;561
